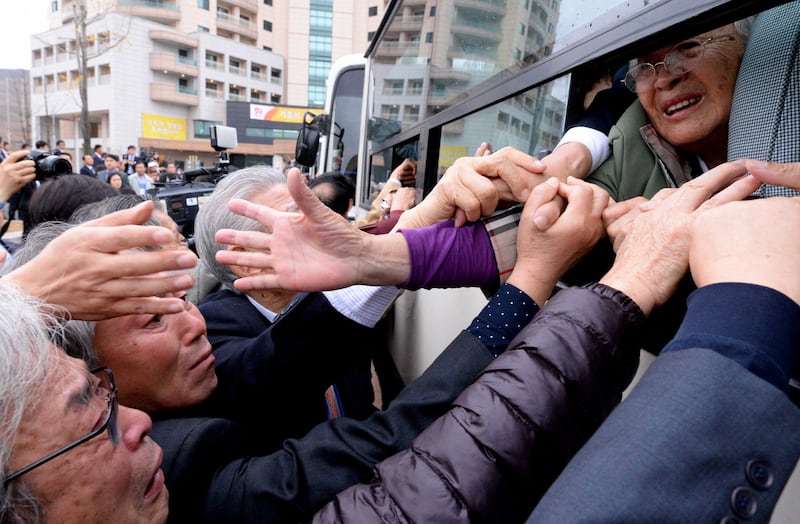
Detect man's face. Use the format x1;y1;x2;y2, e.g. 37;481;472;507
105;157;118;170
10;350;169;523
84;155;93;166
148;168;160;181
128;147;137;156
95;147;103;156
135;163;146;176
636;25;745;158
92;302;217;412
166;164;177;174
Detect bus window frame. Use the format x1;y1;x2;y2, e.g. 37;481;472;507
362;0;784;203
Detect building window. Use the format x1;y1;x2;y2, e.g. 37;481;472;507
425;32;433;43
403;105;420;122
430;6;436;16
380;104;399;119
368;6;377;16
263;0;272;4
197;0;209;9
406;78;423;95
205;80;219;97
195;120;222;138
383;79;404;95
367;31;375;41
519;23;525;35
51;0;58;12
270;68;281;84
197;25;210;32
263;45;272;51
263;20;272;31
270;92;281;103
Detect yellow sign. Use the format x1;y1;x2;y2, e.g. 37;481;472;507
142;113;187;140
250;104;324;123
438;146;468;167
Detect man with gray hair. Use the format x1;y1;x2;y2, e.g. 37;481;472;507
195;165;391;437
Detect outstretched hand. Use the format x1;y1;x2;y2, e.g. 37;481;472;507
0;150;36;201
216;168;408;292
599;161;760;315
5;201;197;320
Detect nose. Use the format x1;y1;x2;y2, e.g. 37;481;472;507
117;405;153;450
179;303;207;346
652;62;683;90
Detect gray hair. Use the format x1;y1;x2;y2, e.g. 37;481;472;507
2;223;99;367
194;165;286;290
734;16;757;41
0;281;63;523
69;194;149;224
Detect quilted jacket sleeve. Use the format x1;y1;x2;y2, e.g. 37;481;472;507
314;283;645;523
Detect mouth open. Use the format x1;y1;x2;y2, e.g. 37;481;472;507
665;96;701;116
144;468;165;501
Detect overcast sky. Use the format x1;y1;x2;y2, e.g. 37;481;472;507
1;0;50;69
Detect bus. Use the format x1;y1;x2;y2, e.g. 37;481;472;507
302;0;793;396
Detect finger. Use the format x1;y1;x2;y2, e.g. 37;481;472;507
83;200;155;228
3;150;32;164
603;198;644;224
102;296;194;319
101;249;198;277
743;160;800;190
527;177;561;229
227;198;284;230
99;272;196;299
67;224;183;253
453;208;468;228
669;162;749;210
215;228;271;251
234;274;281;292
216;249;272;270
703;173;762;208
532;200;563;230
495;147;545;174
287;169;341;223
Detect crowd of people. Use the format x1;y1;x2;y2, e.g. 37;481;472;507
0;2;799;523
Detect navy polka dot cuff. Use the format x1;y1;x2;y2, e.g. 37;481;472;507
467;283;539;357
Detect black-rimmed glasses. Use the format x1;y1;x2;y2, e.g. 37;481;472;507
623;34;737;93
2;367;119;486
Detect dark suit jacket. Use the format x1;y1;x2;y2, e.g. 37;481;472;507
151;330;494;524
529;348;800;522
195;289;379;449
79;165;96;178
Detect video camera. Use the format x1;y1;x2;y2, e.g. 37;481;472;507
154;125;238;237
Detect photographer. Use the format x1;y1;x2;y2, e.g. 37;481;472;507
0;150;36;249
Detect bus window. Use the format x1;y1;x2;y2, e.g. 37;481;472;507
437;75;569;177
368;0;648;134
366;139;419;209
327;66;365;180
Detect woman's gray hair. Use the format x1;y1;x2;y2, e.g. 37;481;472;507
2;222;99;367
734;16;757;41
194;165;287;291
0;281;63;523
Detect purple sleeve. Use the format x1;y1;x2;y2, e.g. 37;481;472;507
398;221;499;290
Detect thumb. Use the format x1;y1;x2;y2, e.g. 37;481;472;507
287;169;336;223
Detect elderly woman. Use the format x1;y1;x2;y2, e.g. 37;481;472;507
587;20;752;200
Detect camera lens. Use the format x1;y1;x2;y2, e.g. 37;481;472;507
37;155;72;177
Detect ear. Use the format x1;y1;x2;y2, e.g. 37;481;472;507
226;245;262;278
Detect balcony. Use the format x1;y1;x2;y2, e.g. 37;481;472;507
216;12;258;40
454;0;506;16
219;0;257;14
205;60;225;72
451;17;502;42
393;14;424;31
150;52;198;77
149;30;198;48
117;0;180;24
377;40;421;58
150;82;198;106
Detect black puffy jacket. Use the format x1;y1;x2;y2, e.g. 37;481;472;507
314;283;645;523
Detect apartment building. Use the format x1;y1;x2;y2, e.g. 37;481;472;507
31;0;387;166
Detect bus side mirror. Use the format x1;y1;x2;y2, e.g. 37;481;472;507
296;112;328;167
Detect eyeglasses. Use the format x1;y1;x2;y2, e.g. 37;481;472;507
2;367;119;486
623;34;736;93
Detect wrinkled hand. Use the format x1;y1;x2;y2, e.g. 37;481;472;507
599;162;761;315
215;168;409;292
397;147;545;229
507;177;608;305
0;150;36;201
474;142;492;157
389;187;417;212
5;201;197;320
690;197;800;304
